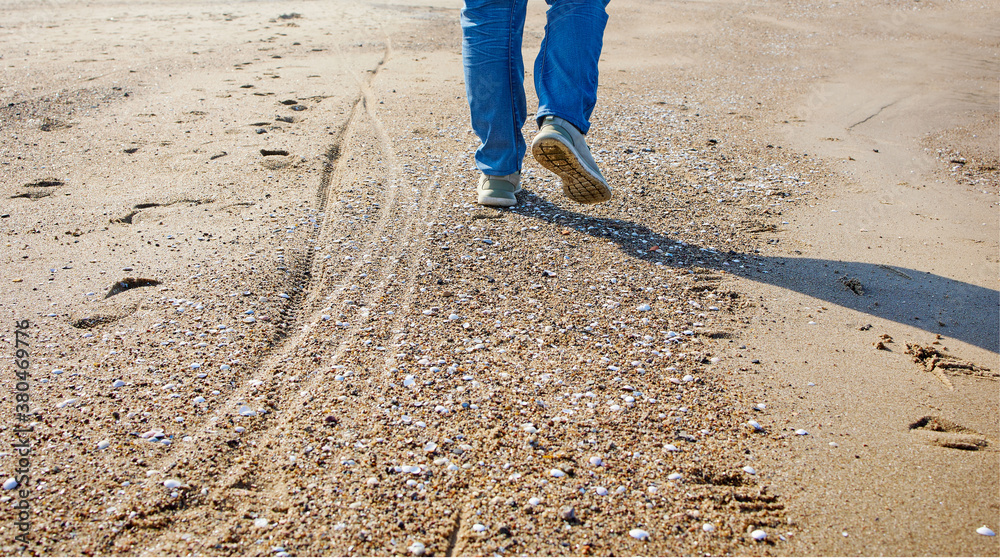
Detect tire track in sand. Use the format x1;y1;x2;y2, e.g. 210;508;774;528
110;36;451;554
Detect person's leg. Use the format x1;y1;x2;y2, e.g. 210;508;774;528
533;0;610;133
530;0;612;204
461;0;529;177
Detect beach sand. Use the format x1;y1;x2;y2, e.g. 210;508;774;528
0;0;997;555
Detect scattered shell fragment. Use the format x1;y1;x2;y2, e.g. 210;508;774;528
407;541;426;556
472;523;486;533
795;429;809;436
629;528;650;540
977;526;996;537
254;518;269;528
636;304;652;312
97;440;110;450
163;479;182;489
550;468;566;478
559;506;576;521
751;529;767;541
3;478;18;490
589;456;603;467
702;523;715;532
743;466;757;475
748;420;764;432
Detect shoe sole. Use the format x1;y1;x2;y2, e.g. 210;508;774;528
477;194;517;207
532;137;612;204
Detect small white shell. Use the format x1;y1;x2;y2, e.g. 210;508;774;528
2;478;18;490
97;440;110;450
751;529;767;541
743;466;757;475
748;420;764;432
471;523;486;533
407;541;426;556
254;518;269;528
795;429;809;436
667;472;682;480
636;304;652;312
163;479;182;489
528;497;541;506
702;523;715;532
423;441;437;453
977;526;996;536
629;528;650;540
589;456;603;467
550;469;566;478
595;487;608;496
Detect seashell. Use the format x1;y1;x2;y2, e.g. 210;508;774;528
595;487;608;496
751;529;767;541
238;405;256;417
748;420;764;432
407;542;426;556
3;478;18;490
163;479;182;489
702;523;715;532
423;441;438;453
667;473;682;480
528;497;541;506
254;518;269;528
589;456;603;467
629;528;650;540
97;440;110;450
550;469;566;477
636;304;652;312
471;523;486;533
977;526;996;537
743;466;756;475
112;380;125;388
795;429;809;436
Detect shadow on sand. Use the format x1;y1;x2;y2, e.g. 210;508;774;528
507;190;999;354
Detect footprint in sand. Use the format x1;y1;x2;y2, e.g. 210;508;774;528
909;416;990;451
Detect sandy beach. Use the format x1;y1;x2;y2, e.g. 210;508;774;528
1;0;997;555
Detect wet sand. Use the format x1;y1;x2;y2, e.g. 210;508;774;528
0;0;997;555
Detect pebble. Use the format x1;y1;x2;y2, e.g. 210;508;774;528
702;523;715;532
559;506;576;521
254;518;269;528
751;529;767;541
238;405;257;417
629;528;650;540
595;486;608;496
97;440;110;450
163;479;182;489
528;497;541;506
407;541;426;556
589;456;603;467
743;466;756;475
423;441;437;452
664;444;680;452
667;472;682;480
682;374;694;382
472;523;486;533
978;526;996;537
3;478;18;490
550;469;566;478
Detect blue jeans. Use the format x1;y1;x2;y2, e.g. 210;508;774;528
461;0;610;176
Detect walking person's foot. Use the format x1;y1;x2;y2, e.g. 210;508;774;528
530;116;612;204
476;171;521;207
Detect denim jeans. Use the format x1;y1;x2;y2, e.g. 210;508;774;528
461;0;610;176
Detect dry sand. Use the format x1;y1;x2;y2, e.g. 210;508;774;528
0;0;997;555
